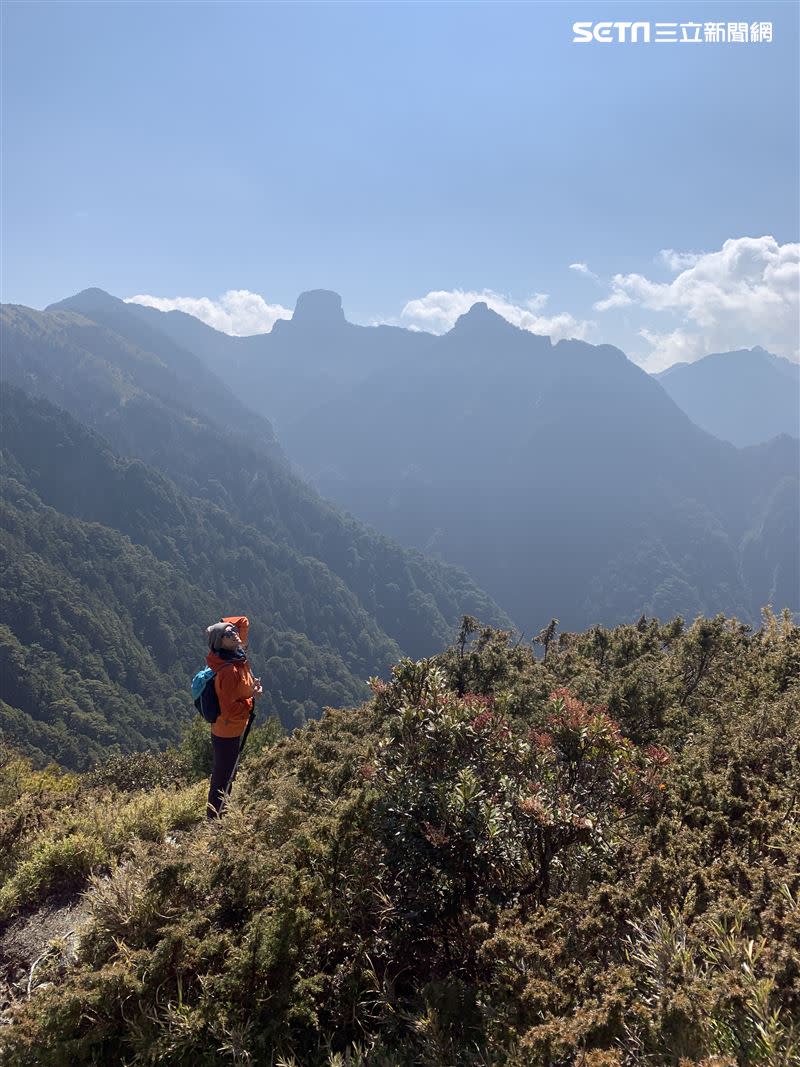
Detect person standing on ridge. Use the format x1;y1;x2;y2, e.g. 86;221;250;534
204;616;262;818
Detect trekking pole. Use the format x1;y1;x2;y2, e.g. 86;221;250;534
225;709;255;800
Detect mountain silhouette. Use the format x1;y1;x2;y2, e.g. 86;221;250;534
275;303;797;631
656;347;800;447
18;289;799;637
124;288;432;430
281;288;347;330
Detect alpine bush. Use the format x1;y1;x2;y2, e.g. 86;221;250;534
1;613;797;1065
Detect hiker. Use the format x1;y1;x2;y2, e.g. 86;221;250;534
205;616;262;818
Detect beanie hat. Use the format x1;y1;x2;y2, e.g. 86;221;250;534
206;622;231;652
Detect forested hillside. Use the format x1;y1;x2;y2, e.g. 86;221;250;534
1;301;506;658
0;324;508;766
0;388;406;765
1;613;797;1064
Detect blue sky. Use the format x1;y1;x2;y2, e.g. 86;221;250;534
3;1;798;368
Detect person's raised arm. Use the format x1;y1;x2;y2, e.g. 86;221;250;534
222;615;249;645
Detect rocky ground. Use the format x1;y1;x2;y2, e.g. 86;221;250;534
0;898;89;1025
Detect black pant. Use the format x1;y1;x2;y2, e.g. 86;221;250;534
207;734;241;818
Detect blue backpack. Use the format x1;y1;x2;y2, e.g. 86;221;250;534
191;663;233;723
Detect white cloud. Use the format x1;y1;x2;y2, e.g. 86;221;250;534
593;291;633;312
124;289;292;336
398;288;593;343
636;327;706;370
594;236;800;369
569;261;599;280
659;248;703;272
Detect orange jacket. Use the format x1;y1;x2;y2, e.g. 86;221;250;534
206;616;255;739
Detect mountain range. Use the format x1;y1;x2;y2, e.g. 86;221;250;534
97;289;797;634
123;289;799;451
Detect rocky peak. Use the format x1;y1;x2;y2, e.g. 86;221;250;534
46;288;123;314
290;290;346;329
448;301;525;341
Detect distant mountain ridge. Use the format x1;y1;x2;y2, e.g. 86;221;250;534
121;287;433;431
108;286;797;632
123;290;798;451
8;287;797;641
280;304;798;630
655;347;800;447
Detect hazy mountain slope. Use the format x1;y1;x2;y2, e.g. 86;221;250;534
2;386;401;672
279;303;797;631
656;347;800;447
45;288;284;460
124;288;433;431
736;434;800;608
1;302;510;663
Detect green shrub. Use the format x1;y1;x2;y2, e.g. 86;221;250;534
84;748;191;792
2;616;798;1065
0;832;105;918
